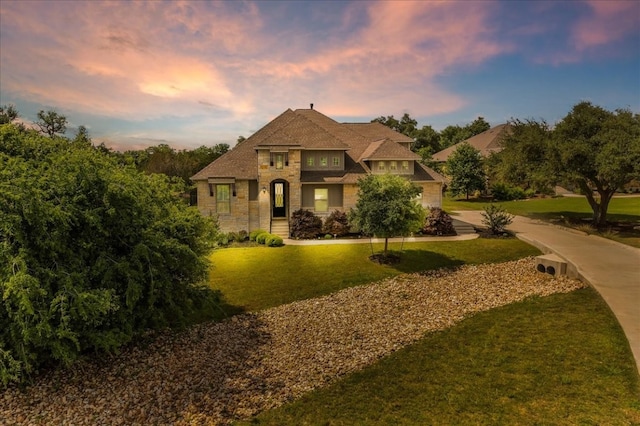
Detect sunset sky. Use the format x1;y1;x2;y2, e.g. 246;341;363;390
1;0;638;151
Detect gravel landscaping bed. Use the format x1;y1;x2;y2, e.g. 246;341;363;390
1;257;586;425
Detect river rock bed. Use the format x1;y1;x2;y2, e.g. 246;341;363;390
1;257;586;425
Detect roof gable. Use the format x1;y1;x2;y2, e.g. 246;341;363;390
359;138;420;161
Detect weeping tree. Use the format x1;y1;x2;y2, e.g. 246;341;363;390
349;174;424;258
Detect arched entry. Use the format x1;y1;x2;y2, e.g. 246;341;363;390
271;180;288;218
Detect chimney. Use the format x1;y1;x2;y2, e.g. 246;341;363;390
310;103;314;110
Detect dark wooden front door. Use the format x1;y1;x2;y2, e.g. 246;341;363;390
272;182;286;218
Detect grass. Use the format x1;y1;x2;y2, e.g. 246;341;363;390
443;195;640;248
209;238;539;312
241;287;640;425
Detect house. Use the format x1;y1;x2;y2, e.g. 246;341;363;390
191;107;445;237
431;123;511;163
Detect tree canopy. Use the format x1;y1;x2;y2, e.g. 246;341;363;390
0;123;220;386
552;102;640;225
36;109;68;137
446;143;486;200
488;119;554;193
348;174;424;256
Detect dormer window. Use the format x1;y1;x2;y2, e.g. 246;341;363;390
378;161;386;171
320;156;328;167
390;161;397;171
307;157;315;166
401;161;409;171
333;156;340;166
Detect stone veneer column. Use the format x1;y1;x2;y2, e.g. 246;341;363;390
256;148;302;232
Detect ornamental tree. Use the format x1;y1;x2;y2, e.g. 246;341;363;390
349;174;424;256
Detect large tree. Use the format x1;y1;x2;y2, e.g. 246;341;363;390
446;142;486;199
0;123;220;386
552;102;640;225
349;174;424;257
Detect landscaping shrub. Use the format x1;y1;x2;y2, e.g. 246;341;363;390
481;204;514;234
265;234;284;247
256;232;270;244
491;183;526;201
250;229;267;241
422;207;456;236
214;232;231;247
290;209;323;239
237;230;249;242
322;210;350;237
0;124;220;386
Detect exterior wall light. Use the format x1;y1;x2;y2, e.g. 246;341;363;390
262;186;267;194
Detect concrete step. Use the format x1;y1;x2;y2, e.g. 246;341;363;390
452;219;476;235
270;220;290;238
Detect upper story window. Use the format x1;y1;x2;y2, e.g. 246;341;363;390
303;151;344;171
378;161;386;171
389;161;397;171
270;152;288;170
402;161;409;171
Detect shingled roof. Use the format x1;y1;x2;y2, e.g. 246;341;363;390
431;123;511;162
191;108;442;183
359;138;420;161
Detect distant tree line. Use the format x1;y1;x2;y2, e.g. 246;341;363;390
371;113;491;165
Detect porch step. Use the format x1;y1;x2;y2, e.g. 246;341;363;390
270;220;290;238
452;218;476;235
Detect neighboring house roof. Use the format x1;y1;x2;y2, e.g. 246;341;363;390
431;123;511;162
192;108;443;184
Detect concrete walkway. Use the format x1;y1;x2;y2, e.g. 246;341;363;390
454;210;640;373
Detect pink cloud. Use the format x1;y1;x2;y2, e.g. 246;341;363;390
0;0;510;145
572;0;639;51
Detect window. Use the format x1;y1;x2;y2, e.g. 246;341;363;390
320;156;328;167
314;188;328;212
378;161;386;171
216;184;230;214
307;156;315;166
390;161;397;171
401;161;409;171
271;152;287;169
333;156;340;166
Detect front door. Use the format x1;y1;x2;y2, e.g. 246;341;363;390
272;181;286;218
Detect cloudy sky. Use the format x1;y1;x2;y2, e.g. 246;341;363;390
1;0;638;151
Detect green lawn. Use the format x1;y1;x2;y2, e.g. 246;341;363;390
443;195;640;247
209;238;539;312
242;287;640;425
